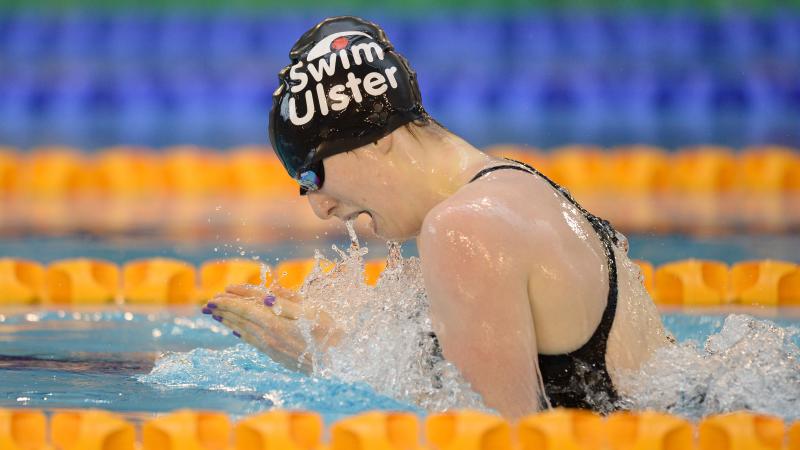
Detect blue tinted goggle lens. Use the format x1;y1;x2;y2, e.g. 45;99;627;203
298;161;324;195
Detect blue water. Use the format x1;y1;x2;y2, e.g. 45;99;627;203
0;309;798;422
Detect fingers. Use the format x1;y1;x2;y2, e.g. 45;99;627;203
225;283;267;298
225;283;303;304
271;298;303;320
269;285;303;303
209;291;303;320
216;308;312;373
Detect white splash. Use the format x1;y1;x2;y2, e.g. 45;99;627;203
293;221;487;412
617;314;800;421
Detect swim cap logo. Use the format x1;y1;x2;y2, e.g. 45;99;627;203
331;36;349;51
286;31;401;126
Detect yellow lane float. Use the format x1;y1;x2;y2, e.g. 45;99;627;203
19;147;89;198
731;260;800;306
0;258;44;305
235;410;323;450
226;147;298;198
606;410;693;450
654;259;730;306
92;147;165;196
518;408;605;450
43;258;119;305
51;410;135;450
548;145;609;195
427;410;512;450
332;411;421;450
0;409;47;450
143;410;230;450
0;147;19;194
698;411;784;450
671;146;738;194
123;258;196;304
0;408;798;449
608;145;671;194
163;146;227;196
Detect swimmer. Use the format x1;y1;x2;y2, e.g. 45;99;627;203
206;16;669;418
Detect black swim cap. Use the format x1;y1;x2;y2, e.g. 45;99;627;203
269;16;426;183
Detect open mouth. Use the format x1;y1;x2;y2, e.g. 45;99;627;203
343;210;373;222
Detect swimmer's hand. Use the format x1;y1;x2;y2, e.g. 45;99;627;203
203;284;341;374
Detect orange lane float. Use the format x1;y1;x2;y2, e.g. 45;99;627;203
0;408;799;449
200;259;270;301
0;258;44;305
18;147;91;198
739;146;800;193
42;258;119;305
654;259;730;306
331;411;421;450
0;147;19;195
235;410;323;450
427;410;512;450
142;410;230;450
0;409;47;450
547;145;610;195
226;147;298;197
0;256;798;307
606;410;693;450
671;145;738;194
162;146;227;196
1;145;799;199
789;421;800;450
731;260;800;306
91;147;165;196
608;145;672;194
123;258;196;305
51;410;135;450
698;411;785;450
517;408;605;450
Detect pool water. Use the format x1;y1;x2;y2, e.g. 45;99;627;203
1;232;799;421
1;233;800;267
1;309;798;423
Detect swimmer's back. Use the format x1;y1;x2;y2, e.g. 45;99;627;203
421;157;667;398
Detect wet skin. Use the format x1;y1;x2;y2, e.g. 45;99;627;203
206;125;668;418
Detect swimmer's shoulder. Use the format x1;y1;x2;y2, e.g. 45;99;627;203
419;173;557;258
419;165;591;278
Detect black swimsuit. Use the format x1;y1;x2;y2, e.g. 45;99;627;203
467;159;620;412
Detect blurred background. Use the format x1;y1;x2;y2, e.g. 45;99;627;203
1;0;800;149
0;0;799;265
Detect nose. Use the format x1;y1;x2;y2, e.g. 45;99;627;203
307;191;337;220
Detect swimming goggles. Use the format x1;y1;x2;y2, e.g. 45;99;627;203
297;160;325;195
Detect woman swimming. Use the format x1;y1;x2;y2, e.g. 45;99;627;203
205;16;669;418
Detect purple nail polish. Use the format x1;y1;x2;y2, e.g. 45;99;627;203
233;331;241;338
201;307;213;315
212;315;223;322
263;295;276;306
207;302;218;309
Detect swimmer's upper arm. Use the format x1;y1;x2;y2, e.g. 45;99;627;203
418;200;542;418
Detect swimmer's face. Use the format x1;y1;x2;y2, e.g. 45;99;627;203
306;133;421;240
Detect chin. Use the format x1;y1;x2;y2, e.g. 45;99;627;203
375;222;418;241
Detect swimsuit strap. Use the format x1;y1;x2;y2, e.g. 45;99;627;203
469;158;620;409
468;164;534;184
470;158;619;330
